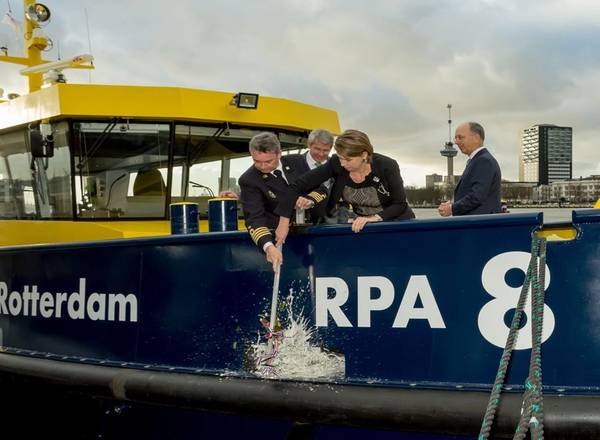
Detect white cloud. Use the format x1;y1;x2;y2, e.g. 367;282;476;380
2;0;600;185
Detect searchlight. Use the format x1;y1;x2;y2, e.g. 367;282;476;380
25;3;51;24
230;92;259;109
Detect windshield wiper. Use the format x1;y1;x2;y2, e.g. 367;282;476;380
76;118;119;171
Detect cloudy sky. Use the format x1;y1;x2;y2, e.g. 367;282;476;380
2;0;600;187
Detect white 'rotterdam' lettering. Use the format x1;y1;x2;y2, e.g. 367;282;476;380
0;278;138;322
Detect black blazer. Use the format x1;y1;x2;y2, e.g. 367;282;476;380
239;154;324;248
284;152;311;175
452;148;501;215
277;153;415;221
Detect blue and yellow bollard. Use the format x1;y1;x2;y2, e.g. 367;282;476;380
208;197;238;232
170;202;199;234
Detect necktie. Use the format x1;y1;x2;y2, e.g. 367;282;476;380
273;169;283;178
315;161;323;167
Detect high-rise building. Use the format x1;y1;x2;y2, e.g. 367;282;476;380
520;124;572;184
425;173;443;189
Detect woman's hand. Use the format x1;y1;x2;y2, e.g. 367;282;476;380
265;245;283;272
351;215;382;233
275;217;290;246
295;197;315;209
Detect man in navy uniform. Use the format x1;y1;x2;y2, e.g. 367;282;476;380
239;132;327;270
222;129;333;197
438;122;501;216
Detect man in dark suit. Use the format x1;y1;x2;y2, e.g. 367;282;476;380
304;128;334;171
438;122;501;216
296;129;333;220
239;132;325;270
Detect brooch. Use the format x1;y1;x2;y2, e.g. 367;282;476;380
377;183;390;196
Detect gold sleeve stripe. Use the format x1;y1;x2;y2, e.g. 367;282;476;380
250;228;270;238
249;227;271;242
251;230;271;244
249;230;269;240
308;191;327;203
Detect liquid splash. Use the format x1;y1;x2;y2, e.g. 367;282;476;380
252;291;345;380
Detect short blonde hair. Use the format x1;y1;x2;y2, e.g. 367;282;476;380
334;129;374;162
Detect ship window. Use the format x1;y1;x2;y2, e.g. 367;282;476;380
0;142;36;218
171;124;257;215
41;121;72;218
188;161;219;197
228;156;253;193
0;125;72;220
72;121;170;219
170;124;309;219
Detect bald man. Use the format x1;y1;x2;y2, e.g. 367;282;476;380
438;122;501;216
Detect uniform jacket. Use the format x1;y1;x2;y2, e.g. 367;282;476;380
277;153;415;221
239;154;325;249
452;147;502;216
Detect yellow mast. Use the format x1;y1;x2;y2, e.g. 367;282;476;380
23;0;47;91
0;1;92;92
0;0;48;91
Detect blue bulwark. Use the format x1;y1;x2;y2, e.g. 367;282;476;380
1;211;600;394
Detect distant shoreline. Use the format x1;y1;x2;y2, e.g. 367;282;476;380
412;204;594;209
412;206;590;222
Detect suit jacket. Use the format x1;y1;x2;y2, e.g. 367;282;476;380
239;154;325;249
300;151;330;218
277;153;415;221
452;148;501;216
289;152;311;174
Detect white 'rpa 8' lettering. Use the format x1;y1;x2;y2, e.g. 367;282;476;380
315;275;446;328
478;251;555;349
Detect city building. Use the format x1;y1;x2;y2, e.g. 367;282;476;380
442;175;461;186
426;174;463;189
533;176;600;203
520;124;572;185
425;174;443;189
501;181;537;203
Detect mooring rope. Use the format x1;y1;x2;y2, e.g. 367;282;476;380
478;236;547;440
514;237;546;440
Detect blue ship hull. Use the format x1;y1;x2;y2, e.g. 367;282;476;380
1;211;600;438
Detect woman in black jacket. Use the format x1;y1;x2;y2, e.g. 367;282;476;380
275;129;415;242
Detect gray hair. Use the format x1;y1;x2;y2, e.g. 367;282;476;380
249;132;281;153
468;122;485;142
307;128;334;147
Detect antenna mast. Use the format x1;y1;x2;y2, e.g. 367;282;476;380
447;104;452;143
84;7;93;83
439;104;457;186
0;1;94;92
